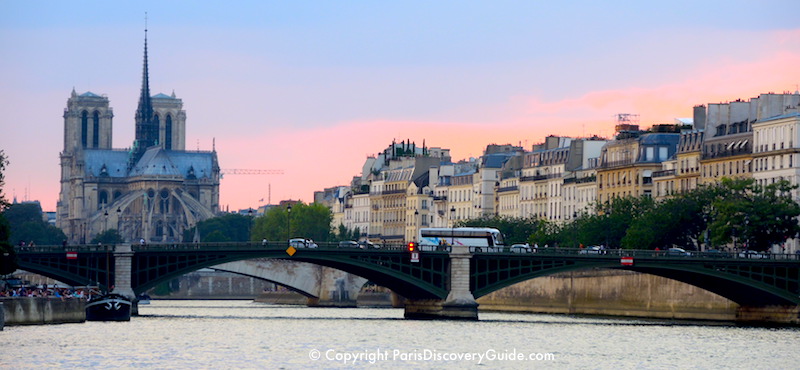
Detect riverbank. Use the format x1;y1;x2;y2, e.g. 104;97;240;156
0;297;85;326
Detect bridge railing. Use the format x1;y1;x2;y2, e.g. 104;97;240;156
491;247;800;260
14;245;113;253
15;243;800;260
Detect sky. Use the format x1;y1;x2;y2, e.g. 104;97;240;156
2;1;800;212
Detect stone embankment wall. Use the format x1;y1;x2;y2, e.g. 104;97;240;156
477;269;738;321
0;298;85;325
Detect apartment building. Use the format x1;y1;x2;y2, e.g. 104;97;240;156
597;127;680;203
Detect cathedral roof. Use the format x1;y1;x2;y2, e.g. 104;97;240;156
81;147;217;180
83;150;130;178
80;91;102;98
129;147;216;179
152;93;175;99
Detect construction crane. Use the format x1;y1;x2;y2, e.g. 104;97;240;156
219;169;284;206
220;169;284;177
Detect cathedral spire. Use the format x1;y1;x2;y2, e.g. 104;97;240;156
132;20;159;167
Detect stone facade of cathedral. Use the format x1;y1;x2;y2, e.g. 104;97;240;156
56;33;220;244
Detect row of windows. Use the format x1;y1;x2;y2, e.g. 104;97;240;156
753;154;794;172
701;160;751;178
754;125;794;153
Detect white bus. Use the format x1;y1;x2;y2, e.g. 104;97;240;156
417;227;505;252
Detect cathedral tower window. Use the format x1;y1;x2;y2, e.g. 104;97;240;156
165;114;173;150
81;110;88;147
92;111;100;147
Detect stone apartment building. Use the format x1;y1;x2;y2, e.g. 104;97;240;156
322;91;800;253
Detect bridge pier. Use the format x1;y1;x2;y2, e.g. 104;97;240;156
111;244;138;315
736;305;800;325
404;245;478;320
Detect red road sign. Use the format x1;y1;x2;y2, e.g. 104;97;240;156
620;257;633;266
411;251;420;263
66;251;78;260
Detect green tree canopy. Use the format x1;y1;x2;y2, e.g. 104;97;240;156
251;202;333;243
621;188;714;250
0;150;15;274
3;202;66;246
183;213;254;242
708;178;800;251
90;229;125;245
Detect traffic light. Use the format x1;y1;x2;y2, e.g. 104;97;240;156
407;242;416;252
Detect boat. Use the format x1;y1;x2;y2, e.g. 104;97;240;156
85;293;132;321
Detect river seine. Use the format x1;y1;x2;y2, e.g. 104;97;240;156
1;300;799;369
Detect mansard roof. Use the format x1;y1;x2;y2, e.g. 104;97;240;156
756;112;800;123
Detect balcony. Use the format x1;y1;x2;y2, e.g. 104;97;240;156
496;186;518;193
652;169;676;178
600;158;634;169
701;144;752;160
520;173;561;182
563;175;597;185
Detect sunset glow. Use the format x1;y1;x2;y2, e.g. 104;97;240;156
2;2;799;212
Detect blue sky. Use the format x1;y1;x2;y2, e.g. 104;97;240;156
2;1;799;211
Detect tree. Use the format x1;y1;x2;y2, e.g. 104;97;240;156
0;213;15;275
332;223;361;242
90;229;124;245
183;213;254;242
251;202;333;243
709;178;800;251
0;150;16;274
0;150;9;212
3;202;66;246
622;188;713;250
591;196;655;249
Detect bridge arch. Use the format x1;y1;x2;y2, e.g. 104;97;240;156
127;247;449;300
209;259;368;302
471;256;800;307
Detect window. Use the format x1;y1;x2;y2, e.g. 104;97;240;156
81;111;88;147
165;115;173;150
659;147;668;161
92;111;100;147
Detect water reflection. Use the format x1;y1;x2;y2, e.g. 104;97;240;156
1;300;798;369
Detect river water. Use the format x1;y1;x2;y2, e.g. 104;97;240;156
1;300;798;369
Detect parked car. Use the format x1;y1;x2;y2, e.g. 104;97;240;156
703;249;728;258
338;241;360;249
667;247;691;256
510;243;533;253
738;250;767;259
289;238;318;248
358;241;379;249
579;245;605;255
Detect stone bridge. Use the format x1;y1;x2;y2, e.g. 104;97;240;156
210;259;367;307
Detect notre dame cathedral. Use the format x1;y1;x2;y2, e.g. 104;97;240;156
56;31;220;244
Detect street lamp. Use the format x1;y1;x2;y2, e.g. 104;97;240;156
449;206;456;246
287;204;292;243
116;208;122;240
103;209;109;233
